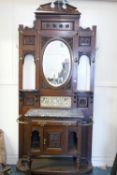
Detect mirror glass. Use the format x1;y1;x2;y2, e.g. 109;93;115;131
43;40;71;87
77;55;90;91
23;54;35;90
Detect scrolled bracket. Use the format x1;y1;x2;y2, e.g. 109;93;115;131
17;115;28;125
74;57;78;63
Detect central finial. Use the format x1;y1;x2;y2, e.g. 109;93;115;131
50;0;69;9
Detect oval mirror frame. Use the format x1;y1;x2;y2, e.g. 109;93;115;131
42;39;72;88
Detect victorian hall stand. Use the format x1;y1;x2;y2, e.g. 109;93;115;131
16;1;96;175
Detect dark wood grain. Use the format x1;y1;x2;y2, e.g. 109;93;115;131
18;0;96;174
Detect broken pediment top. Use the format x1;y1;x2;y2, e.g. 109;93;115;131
36;1;81;15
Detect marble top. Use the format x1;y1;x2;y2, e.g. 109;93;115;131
25;108;84;119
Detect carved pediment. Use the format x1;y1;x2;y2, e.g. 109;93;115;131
36;1;81;15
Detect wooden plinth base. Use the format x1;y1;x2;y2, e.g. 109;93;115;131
17;158;92;175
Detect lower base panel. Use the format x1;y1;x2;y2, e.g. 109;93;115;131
16;158;93;175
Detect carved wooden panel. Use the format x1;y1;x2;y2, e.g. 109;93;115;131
44;126;66;154
23;36;35;45
40;96;71;108
73;92;93;110
47;132;61;148
24;96;35;106
41;21;74;31
19;90;39;107
79;36;91;46
78;97;88;108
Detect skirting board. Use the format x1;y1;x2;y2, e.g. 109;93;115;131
7;155;18;165
92;156;114;167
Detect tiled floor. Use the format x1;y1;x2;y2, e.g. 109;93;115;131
89;167;111;175
8;166;111;175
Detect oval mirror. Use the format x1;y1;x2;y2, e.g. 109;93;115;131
43;40;71;87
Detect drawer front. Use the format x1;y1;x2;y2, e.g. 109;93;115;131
30;119;78;127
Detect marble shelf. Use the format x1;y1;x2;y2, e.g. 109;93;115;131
25;108;84;119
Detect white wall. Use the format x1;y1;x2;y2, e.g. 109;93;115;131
0;0;117;166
